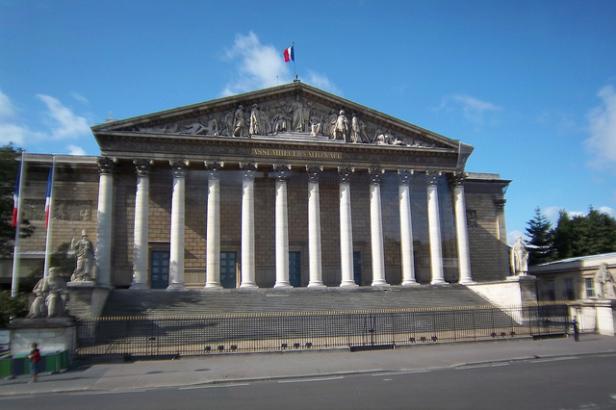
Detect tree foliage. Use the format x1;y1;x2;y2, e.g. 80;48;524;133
0;290;28;327
526;206;616;265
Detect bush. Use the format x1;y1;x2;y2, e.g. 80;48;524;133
0;290;28;327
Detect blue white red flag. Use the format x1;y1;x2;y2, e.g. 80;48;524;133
11;167;20;228
283;46;294;63
44;168;53;229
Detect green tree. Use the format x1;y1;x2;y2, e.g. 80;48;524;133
0;144;34;258
525;207;554;265
552;210;573;259
550;207;616;259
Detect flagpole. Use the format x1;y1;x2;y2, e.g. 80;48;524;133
43;155;56;279
10;151;26;298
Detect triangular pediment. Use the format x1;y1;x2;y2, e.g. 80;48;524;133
93;82;466;151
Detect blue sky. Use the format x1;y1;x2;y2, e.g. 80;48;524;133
1;0;615;243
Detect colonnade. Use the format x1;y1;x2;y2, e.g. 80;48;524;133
93;158;474;289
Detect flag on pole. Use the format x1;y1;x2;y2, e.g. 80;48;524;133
283;46;294;63
44;167;53;229
11;166;20;228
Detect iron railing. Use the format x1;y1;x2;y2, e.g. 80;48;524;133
75;304;569;360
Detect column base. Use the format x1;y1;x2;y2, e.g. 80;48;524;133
205;282;223;289
402;280;420;287
240;282;258;289
459;279;476;285
308;281;326;288
129;282;149;290
274;282;292;288
166;283;185;291
340;281;358;288
430;279;447;285
371;280;390;287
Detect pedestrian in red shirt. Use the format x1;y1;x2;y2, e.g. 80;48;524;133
27;343;41;383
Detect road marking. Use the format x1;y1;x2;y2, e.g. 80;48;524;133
383;378;392;382
530;356;579;363
278;376;344;384
456;362;510;370
180;383;250;390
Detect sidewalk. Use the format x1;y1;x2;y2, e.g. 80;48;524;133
1;335;615;397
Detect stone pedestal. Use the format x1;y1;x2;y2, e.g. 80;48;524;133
10;318;76;358
65;283;110;319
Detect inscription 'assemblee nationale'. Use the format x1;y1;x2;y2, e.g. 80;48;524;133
251;147;343;160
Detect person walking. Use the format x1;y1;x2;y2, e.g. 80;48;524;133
28;343;41;382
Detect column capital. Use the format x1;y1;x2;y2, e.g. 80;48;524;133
133;159;151;176
97;156;115;174
494;197;506;210
398;169;414;184
369;168;385;185
450;172;467;187
306;166;323;183
170;160;188;178
425;170;442;185
240;163;258;180
338;167;354;183
272;164;292;181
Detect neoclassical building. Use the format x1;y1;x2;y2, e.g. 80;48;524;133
6;83;511;291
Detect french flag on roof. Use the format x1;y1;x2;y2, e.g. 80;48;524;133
44;168;53;229
283;46;294;63
11;167;20;228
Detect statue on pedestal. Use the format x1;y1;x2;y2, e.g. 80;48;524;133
510;237;529;276
594;263;616;299
70;229;94;282
27;267;67;318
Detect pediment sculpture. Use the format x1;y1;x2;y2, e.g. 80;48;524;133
119;94;440;148
594;263;616;299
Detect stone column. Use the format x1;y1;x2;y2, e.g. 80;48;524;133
240;165;257;288
426;171;446;285
369;169;388;286
168;160;187;290
338;168;357;287
95;157;114;288
452;174;473;284
205;164;222;288
130;159;150;289
307;166;325;288
399;170;418;286
274;166;291;288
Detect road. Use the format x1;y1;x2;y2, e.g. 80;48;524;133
2;353;616;409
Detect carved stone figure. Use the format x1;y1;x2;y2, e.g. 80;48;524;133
272;112;288;134
310;119;321;137
292;96;310;132
331;110;349;141
233;105;246;137
351;114;361;143
376;130;387;145
249;104;260;136
27;267;67;318
594;263;616;299
206;118;219;136
70;229;94;282
510;237;529;276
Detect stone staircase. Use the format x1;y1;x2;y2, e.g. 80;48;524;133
102;285;494;317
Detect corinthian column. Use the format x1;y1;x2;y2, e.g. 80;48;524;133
307;166;325;287
399;170;418;286
452;173;474;284
168;160;187;290
339;168;357;287
427;171;445;285
130;159;150;289
95;157;114;288
205;163;222;288
274;166;291;288
369;169;388;286
240;165;257;288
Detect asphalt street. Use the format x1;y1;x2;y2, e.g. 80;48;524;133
2;353;616;409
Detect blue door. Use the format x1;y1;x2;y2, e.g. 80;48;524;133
150;250;170;289
353;251;362;285
220;251;237;288
289;251;301;287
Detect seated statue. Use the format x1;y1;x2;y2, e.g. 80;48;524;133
27;267;67;318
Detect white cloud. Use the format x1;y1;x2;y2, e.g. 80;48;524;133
36;94;90;140
71;92;89;104
222;32;291;96
586;85;616;170
598;206;615;218
438;94;502;125
66;144;86;156
541;205;614;224
507;230;524;246
0;90;15;118
305;70;340;95
0;123;27;145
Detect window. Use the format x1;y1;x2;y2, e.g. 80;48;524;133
544;280;556;301
563;278;575;301
585;278;595;299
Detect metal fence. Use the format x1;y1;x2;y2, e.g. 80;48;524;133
75;304;570;360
